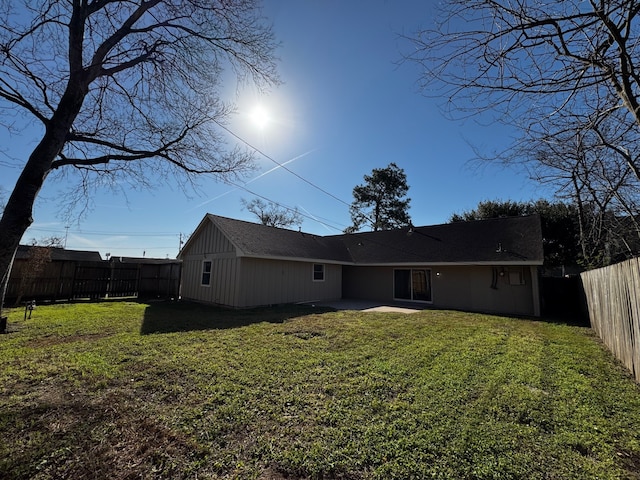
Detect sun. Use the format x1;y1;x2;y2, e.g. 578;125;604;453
249;105;270;130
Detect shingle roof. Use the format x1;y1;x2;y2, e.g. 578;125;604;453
336;215;544;265
113;256;181;264
202;214;543;266
15;245;102;262
208;214;352;263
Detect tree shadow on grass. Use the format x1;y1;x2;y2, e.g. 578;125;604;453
0;387;209;480
140;300;335;334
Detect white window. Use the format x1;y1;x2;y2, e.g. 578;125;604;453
313;264;325;282
201;260;212;286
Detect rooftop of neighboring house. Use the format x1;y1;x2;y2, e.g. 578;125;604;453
15;245;102;262
110;256;181;264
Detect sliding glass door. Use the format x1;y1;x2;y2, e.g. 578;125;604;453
394;268;432;302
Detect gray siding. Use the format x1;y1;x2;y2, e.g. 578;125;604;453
343;265;538;316
180;221;241;306
179;216;539;315
181;220;342;308
183;221;235;256
431;265;536;316
343;266;392;300
237;258;342;307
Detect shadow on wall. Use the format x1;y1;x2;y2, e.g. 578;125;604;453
140;300;335;335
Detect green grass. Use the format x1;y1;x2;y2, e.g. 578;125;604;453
1;300;640;479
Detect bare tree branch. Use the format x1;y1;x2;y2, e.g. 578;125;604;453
406;0;640;266
0;0;279;315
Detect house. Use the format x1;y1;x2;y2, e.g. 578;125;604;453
14;245;102;262
178;214;544;316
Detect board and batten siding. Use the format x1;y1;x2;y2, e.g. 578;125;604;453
179;220;241;306
236;257;342;308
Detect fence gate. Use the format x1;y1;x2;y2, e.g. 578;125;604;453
108;263;139;297
72;262;110;299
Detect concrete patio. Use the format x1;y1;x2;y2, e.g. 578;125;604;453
308;299;425;314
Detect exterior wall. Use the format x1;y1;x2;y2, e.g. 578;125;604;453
343;265;539;316
180;221;241;306
180;220;342;308
343;266;394;301
236;258;342;308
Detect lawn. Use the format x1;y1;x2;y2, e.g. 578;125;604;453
1;300;640;479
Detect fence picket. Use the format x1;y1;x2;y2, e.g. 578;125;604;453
6;259;181;304
582;258;640;382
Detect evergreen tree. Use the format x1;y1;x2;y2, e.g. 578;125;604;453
346;163;411;233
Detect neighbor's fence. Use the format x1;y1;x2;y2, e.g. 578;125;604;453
6;260;181;305
581;257;640;382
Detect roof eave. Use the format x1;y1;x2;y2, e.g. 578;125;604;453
236;253;542;267
349;260;543;267
237;253;353;265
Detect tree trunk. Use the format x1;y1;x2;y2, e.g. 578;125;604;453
0;69;89;317
0;146;54;317
0;125;80;316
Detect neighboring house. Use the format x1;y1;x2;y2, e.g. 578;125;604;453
14;245;102;263
179;214;544;316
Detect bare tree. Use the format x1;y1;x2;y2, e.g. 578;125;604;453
520;103;640;265
241;198;302;229
408;1;640;135
28;236;64;248
406;0;640;265
0;1;279;315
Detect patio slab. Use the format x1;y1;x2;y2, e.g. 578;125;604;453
310;299;424;314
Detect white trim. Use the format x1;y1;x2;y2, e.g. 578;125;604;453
201;259;212;287
312;263;325;282
362;260;543;267
235;253;349;265
232;253;541;267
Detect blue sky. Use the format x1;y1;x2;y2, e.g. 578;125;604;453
0;1;551;259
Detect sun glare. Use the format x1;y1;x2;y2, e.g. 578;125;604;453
249;105;270;130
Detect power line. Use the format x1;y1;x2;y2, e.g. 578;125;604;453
214;122;382;231
27;227;180;237
215;121;353;209
65;245;177;250
223;177;347;232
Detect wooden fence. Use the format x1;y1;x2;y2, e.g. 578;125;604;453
581;258;640;382
6;260;181;305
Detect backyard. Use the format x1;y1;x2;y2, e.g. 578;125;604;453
1;300;640;479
